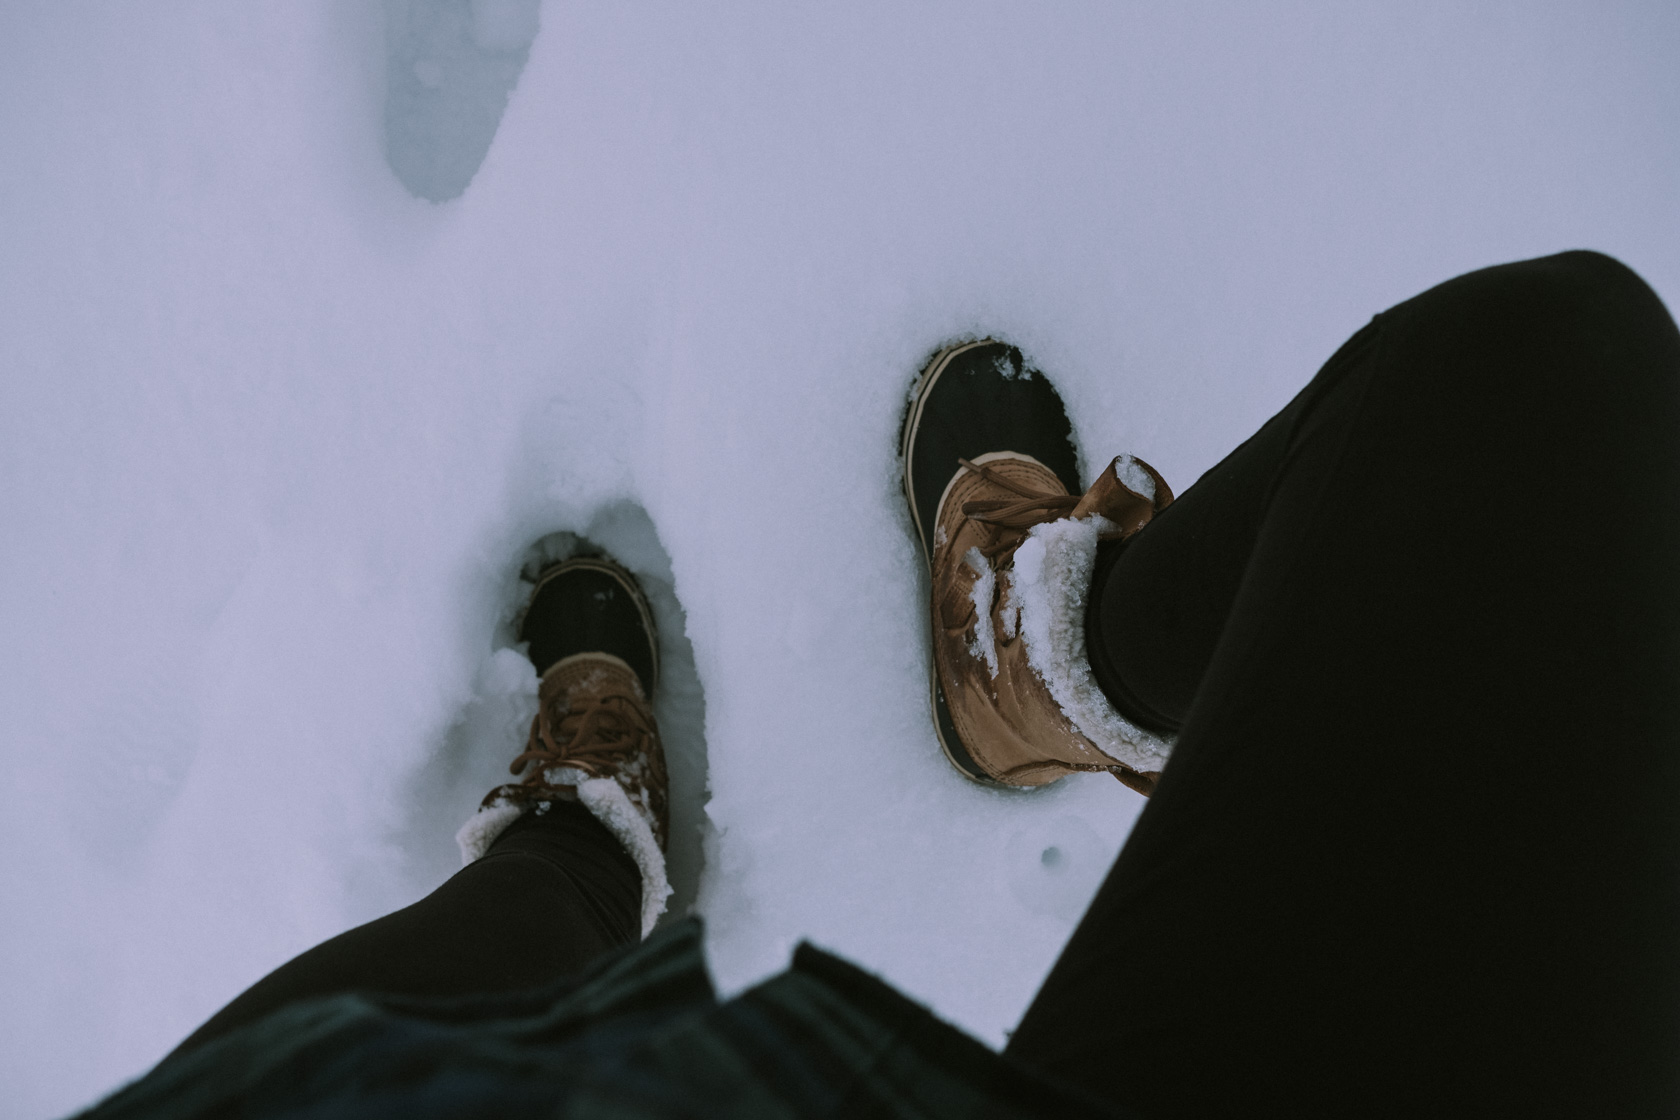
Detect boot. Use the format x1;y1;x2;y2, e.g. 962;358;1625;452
456;551;672;936
901;339;1175;794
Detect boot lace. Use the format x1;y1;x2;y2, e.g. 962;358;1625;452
956;457;1079;559
940;457;1082;639
481;690;666;815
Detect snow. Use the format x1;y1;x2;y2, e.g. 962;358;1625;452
1006;814;1113;925
468;0;543;53
2;3;1677;1116
1012;515;1174;773
385;0;543;200
1113;453;1156;503
995;353;1030;382
962;545;1000;678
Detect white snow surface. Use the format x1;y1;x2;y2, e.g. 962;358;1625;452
2;4;1678;1116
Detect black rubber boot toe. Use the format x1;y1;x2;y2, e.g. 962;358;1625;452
519;555;659;695
900;340;1082;559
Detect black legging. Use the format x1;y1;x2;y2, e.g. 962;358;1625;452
175;250;1680;1117
1010;249;1680;1117
171;802;642;1057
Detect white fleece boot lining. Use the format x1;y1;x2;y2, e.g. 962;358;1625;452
455;767;672;939
455;802;526;864
1009;515;1175;774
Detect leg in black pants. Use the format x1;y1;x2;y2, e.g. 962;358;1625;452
169;554;663;1061
172;801;640;1056
1009;251;1680;1117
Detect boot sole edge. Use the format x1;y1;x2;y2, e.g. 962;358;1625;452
900;338;1001;561
903;339;1052;790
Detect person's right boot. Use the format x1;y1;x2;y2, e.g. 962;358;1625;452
902;340;1175;794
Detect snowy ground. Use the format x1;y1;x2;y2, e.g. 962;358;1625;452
3;3;1677;1116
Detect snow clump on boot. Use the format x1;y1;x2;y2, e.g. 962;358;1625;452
1009;515;1174;775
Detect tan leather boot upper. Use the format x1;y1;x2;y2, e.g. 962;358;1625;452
931;452;1173;794
483;651;669;850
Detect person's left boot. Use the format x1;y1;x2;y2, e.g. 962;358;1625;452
902;339;1176;794
456;551;672;936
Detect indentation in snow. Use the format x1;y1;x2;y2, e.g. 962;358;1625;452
469;0;541;52
1007;815;1112;921
383;0;540;202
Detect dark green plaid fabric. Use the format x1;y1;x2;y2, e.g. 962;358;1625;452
77;919;1131;1120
